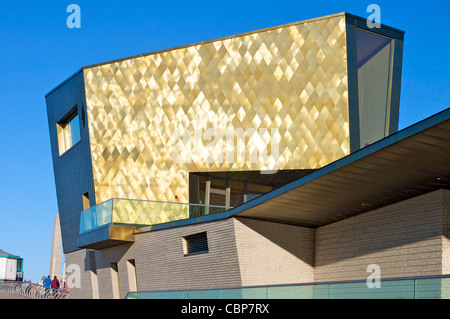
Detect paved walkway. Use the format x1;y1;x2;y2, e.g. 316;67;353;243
0;293;30;299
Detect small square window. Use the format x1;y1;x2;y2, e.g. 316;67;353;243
183;232;208;256
57;107;81;155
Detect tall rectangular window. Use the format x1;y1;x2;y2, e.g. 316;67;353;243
355;28;393;147
88;250;99;299
82;193;90;211
57;106;81;155
110;262;120;299
127;259;138;292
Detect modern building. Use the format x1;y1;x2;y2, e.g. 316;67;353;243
0;250;23;282
46;12;449;299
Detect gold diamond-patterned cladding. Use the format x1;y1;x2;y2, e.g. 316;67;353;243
83;15;350;205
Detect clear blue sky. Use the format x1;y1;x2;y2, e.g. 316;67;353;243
0;0;448;283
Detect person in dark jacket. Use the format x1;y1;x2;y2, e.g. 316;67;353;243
51;276;60;290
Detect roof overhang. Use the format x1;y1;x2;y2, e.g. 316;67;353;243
0;251;20;259
229;108;450;227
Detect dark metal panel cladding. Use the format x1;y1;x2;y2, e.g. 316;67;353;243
46;70;96;254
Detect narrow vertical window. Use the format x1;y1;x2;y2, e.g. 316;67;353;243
82;193;90;211
57;106;81;155
88;250;99;299
127;259;138;292
110;262;120;299
355;28;393;147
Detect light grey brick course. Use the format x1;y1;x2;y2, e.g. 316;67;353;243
67;189;450;298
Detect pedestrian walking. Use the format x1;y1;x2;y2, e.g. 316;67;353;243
43;275;52;288
51;276;60;298
51;276;60;289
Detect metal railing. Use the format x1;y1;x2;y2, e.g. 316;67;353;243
0;281;70;299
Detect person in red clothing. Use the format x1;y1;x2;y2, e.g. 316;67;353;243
51;276;60;290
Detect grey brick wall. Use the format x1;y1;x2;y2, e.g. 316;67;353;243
64;249;97;299
73;217;315;298
93;243;135;299
133;218;242;292
315;189;449;282
441;189;450;275
67;189;450;298
234;218;315;286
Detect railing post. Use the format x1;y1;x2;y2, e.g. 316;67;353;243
414;279;417;299
205;177;211;215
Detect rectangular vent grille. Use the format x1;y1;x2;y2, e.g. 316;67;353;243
184;232;208;255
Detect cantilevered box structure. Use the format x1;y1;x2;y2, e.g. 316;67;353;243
47;12;404;253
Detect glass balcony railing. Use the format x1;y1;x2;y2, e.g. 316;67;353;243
80;199;230;234
126;275;450;299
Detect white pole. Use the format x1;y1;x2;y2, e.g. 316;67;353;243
52;258;56;278
62;261;66;288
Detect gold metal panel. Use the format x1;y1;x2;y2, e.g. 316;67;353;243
109;225;135;243
77;225;135;250
83;14;350;204
112;199;189;225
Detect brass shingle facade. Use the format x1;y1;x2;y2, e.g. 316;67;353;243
83;14;350;204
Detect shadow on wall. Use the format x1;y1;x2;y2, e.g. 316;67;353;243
233;216;315;286
314;189;449;276
234;189;449;279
